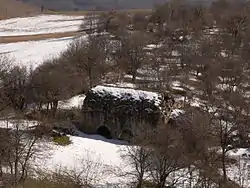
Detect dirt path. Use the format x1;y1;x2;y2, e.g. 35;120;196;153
0;31;82;43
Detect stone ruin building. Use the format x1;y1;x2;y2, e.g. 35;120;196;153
82;85;174;140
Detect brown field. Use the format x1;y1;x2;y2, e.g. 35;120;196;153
0;31;82;43
47;8;152;16
0;0;40;20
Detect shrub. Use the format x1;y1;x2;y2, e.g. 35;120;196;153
53;135;71;146
119;129;133;141
55;109;82;121
15;173;80;188
18;179;70;188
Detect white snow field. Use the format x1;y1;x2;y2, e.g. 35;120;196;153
0;14;84;36
30;131;250;187
0;14;86;69
33;133;130;187
0;37;74;69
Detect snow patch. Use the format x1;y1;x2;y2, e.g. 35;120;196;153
171;109;185;118
0;119;38;130
58;94;86;109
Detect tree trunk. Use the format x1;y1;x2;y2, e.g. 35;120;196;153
132;73;136;84
188;165;193;188
157;175;167;188
88;67;93;88
136;178;143;188
51;101;58;117
222;148;227;183
136;172;144;188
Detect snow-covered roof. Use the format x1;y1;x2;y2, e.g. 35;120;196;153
90;85;162;106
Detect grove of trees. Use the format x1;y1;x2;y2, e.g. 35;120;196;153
2;0;250;187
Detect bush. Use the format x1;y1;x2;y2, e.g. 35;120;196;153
25;109;82;121
55;109;82;121
53;135;71;146
15;172;80;188
119;129;133;141
53;121;76;135
18;179;71;188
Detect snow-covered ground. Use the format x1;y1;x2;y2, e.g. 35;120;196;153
227;148;250;188
0;14;86;69
30;130;250;187
32;132;188;187
0;15;84;36
0;37;74;69
0;119;38;130
32;132;130;187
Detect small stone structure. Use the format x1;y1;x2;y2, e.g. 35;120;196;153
82;85;174;139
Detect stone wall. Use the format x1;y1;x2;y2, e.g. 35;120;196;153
82;85;173;139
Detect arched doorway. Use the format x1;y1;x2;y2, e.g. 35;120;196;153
96;126;112;139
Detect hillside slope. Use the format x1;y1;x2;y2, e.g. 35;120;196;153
20;0;214;11
21;0;168;10
0;0;40;19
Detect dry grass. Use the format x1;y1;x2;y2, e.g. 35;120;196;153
0;31;81;43
48;9;152;16
0;0;40;20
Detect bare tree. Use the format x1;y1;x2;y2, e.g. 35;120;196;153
80;12;100;34
104;11;131;37
120;145;151;188
131;12;149;32
148;123;185;188
28;59;77;117
58;150;107;188
62;34;110;88
0;55;13;112
0;119;45;187
117;31;150;83
1;66;30;112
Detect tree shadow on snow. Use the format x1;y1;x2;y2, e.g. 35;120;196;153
74;130;130;146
